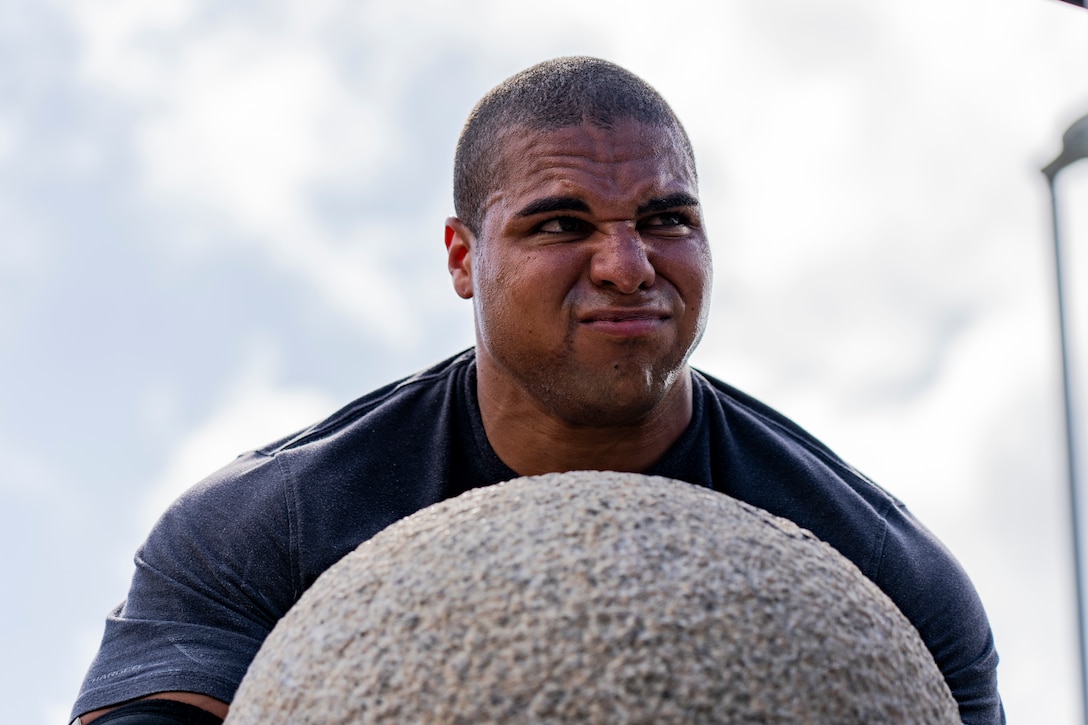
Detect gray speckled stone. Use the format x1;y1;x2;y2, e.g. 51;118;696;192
226;471;958;724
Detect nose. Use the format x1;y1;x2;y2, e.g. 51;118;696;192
589;225;655;293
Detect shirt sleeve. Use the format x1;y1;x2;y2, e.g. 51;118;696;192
71;451;298;718
875;502;1005;724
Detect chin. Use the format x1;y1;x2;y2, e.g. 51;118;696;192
545;373;679;429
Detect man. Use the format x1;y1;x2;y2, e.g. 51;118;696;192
73;57;1003;724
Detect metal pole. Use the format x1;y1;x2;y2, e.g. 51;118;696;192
1044;174;1088;725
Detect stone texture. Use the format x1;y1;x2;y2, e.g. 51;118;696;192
226;471;959;724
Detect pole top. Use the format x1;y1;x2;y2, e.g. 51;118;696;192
1044;112;1088;181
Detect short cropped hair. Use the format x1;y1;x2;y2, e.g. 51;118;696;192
453;57;696;235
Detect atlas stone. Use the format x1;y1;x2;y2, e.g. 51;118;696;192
226;471;959;724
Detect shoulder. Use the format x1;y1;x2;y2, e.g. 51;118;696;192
690;368;901;515
693;369;886;486
155;348;480;573
140;349;478;586
174;349;479;501
256;349;476;457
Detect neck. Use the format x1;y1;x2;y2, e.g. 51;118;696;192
475;359;694;477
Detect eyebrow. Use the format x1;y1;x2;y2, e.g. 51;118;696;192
637;193;700;216
516;196;591;218
515;192;699;219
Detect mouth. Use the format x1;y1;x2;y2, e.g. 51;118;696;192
579;309;671;336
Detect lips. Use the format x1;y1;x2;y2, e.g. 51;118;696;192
579;308;671;336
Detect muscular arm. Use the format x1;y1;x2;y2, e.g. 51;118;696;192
78;692;229;724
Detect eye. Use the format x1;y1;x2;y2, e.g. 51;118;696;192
640;212;693;235
537;217;590;235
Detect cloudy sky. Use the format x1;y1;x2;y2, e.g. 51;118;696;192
3;0;1088;722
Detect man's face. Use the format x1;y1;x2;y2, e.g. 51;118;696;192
446;120;712;428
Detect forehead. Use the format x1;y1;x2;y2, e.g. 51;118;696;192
485;121;697;216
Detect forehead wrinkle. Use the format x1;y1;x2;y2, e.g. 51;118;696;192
482;123;697;227
500;121;675;176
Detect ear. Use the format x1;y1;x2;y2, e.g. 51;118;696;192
445;217;475;300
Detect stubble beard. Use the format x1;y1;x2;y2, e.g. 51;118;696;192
515;341;690;429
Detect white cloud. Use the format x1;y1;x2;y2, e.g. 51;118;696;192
133;31;419;342
137;33;387;234
61;1;434;346
0;423;81;520
0;115;14;165
62;0;190;93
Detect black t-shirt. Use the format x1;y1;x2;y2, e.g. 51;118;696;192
74;350;1003;723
